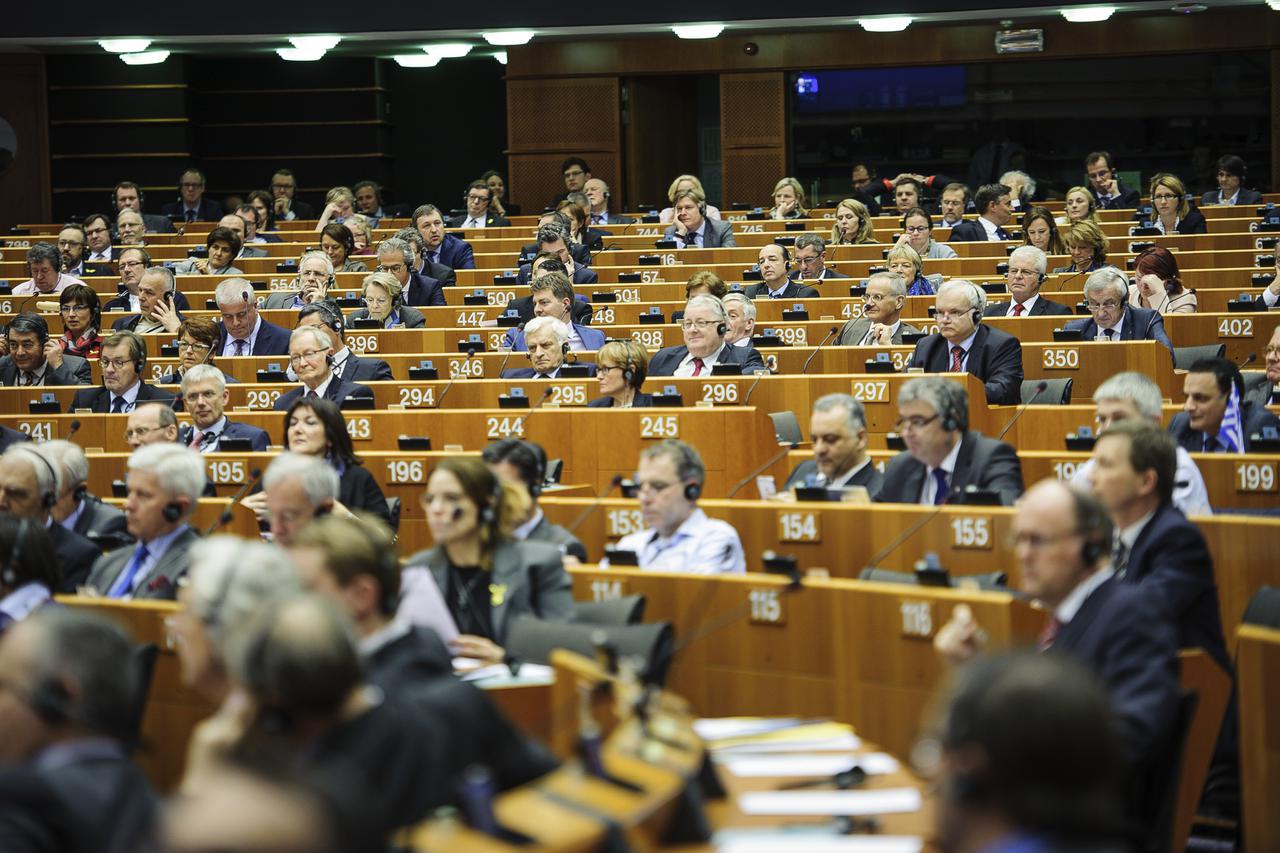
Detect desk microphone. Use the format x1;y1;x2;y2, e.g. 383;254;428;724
66;419;82;440
205;467;263;536
726;442;798;499
1051;267;1089;293
1237;352;1257;369
996;380;1048;442
434;347;474;409
742;370;768;406
564;474;624;537
799;325;839;376
13;293;41;316
517;387;553;434
863;499;953;571
494;345;516;378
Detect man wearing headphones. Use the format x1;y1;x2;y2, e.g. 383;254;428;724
502;271;605;352
111;266;182;335
103;247;191;314
263;251;333;309
272;325;374;411
0;608;158;850
517;212;592;268
0;313;91;386
178;365;270;453
499;317;595;379
583;178;634;226
1065;267;1174;352
352;180;385;227
68;331;175;413
947;183;1014;242
745;243;820;299
876;377;1024;506
791;233;850;282
253;452;340;547
57;224;91;279
41;440;134;553
908;279;1023;406
649;294;765;376
604;439;745;574
0;445;101;592
113;180;174;233
722;293;757;348
214;278;292;357
295;301;393;383
515;225;599;287
124;404;179;451
393;226;457;288
375;237;446;308
0;517;58;630
86;443;205;599
781;394;883;498
836;272;922;346
115;209;147;245
160;167;224;222
1084;151;1141;210
448;180;511;229
12;242;82;297
82;213;116;269
664;189;737;248
483;439;588;562
414;204;476;271
983;246;1073;318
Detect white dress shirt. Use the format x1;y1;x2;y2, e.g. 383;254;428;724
606;508;746;574
1006;294;1041;316
918;436;964;505
1054;566;1115;624
221;315;262;357
674;343;727;377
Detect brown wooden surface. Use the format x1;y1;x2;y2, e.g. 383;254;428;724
1236;623;1280;853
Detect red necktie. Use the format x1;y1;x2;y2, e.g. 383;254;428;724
949;346;965;372
1011;303;1024;316
1037;616;1063;652
691;357;704;377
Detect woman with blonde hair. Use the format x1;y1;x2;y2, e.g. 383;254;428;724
1149;173;1206;235
315;186;355;232
770;177;807;220
1052;220;1108;274
659;174;721;223
348;271;425;329
885;243;936;296
590;339;653;408
829;198;877;245
1060;186;1100;225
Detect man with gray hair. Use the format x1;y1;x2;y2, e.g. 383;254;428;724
999;169;1036;210
257;452;340;546
1065;267;1173;351
649;294;765;376
42;439;134;552
515;224;598;287
125;402;179;451
499;317;596;379
984;246;1072;318
12;242;82;297
376;237;446;307
791;233;849;281
876;376;1024;505
723;292;757;347
215;278;291;356
782;393;883;498
86;443;206;599
393;226;456;288
908;279;1024;405
273;325;374;411
1069;371;1210;515
0;444;102;591
837;271;921;346
262;250;333;310
111;266;179;334
178;364;269;452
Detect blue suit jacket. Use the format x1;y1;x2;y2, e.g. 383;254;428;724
516;264;598;288
946;219;1002;242
647;343;765;377
503;324;605;352
907;324;1024;406
218;317;292;356
1167;400;1280;454
179;419;270;451
434;233;475;270
501;363;597;379
402;271;447;307
1065;305;1173;353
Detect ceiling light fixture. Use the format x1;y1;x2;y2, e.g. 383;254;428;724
393;54;441;67
483;31;535;46
671;24;725;39
1060;6;1117;22
289;35;341;51
100;39;151;53
120;50;170;65
492;51;508;64
423;43;473;58
1266;0;1280;10
858;16;913;32
277;47;326;61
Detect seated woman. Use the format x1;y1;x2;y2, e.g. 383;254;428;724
172;227;243;276
590;339;653;408
315;186;355;232
885;243;937;296
348;271;425;329
402;456;574;663
1131;245;1197;314
1149;174;1207;235
481;169;520;217
672;271;728;322
658;175;721;223
344;213;375;257
245;189;281;241
57;284;103;359
1021;206;1066;256
769;177;807;220
158;316;237;385
898;207;957;259
1058;186;1100;226
319;222;367;273
829;198;877;245
1052;220;1108;274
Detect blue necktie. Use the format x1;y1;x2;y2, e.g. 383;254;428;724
932;468;950;505
107;544;150;598
995;227;1009;240
110;396;126;414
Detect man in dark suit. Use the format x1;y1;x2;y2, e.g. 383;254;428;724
270;168;316;221
113;180;174;233
663;189;737;248
583;178;634;226
213;278;291;357
515;255;598;288
447;180;511;228
0;314;91;386
111;267;183;336
791;233;850;282
984;246;1074;318
782;394;884;499
296;302;393;384
414;204;475;270
837;272;923;346
1201;155;1262;207
102;247;191;315
1168;357;1280;453
648;295;766;377
0;425;30;453
908;280;1023;406
43;439;134;554
745;244;820;299
176;365;270;452
500;317;597;380
1085;151;1141;210
1064;267;1173;353
68;331;175;413
946;182;1014;242
502;272;606;353
483;439;589;562
0;445;102;592
272;325;374;411
0;608;158;852
375;238;446;308
1255;323;1280;407
514;224;598;286
391;226;458;288
875;376;1024;506
160;167;224;222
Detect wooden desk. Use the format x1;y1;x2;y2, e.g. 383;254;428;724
1236;622;1280;853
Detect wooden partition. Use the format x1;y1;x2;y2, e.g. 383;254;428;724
1236;623;1280;853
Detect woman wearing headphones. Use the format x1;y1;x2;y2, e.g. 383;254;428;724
1131;246;1197;314
1149;173;1207;235
829;198;877;245
897;207;957;259
590;339;653;408
319;222;367;273
56;284;103;359
769;177;807;220
348;271;424;329
1052;220;1108;275
403;456;574;664
1021;206;1066;256
157;317;232;386
886;244;938;296
1059;186;1100;226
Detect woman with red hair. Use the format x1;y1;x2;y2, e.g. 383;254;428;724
1130;246;1197;314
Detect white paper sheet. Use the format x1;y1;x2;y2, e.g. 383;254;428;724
712;733;863;753
715;834;923;853
738;787;923;817
721;752;899;778
694;717;814;741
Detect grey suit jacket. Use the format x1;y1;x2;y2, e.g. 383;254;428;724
261;290;307;309
404;539;574;645
783;458;884;498
836;317;922;347
0;354;91;386
240;246;268;259
525;514;588;562
71;498;134;552
85;526;199;599
663;219;737;248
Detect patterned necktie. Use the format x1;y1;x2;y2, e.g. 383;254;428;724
1037;615;1063;652
428;252;438;266
189;428;204;449
684;231;699;248
234;339;247;356
185;210;196;223
995;227;1009;240
1112;535;1129;578
949;346;965;372
691;357;705;377
592;214;605;225
108;544;150;598
22;371;36;386
931;468;950;505
1011;303;1024;317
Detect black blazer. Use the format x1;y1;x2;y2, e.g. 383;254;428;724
515;264;598;288
1169;208;1207;235
1089;183;1142;210
272;378;374;412
0;355;90;387
103;290;190;312
647;343;766;377
0;425;29;453
744;281;820;300
782;458;884;498
946;219;1001;242
662;219;737;248
366;627;453;696
448;213;511;228
1166;400;1280;454
217;317;292;356
525;514;588;562
68;383;175;413
874;431;1024;506
433;233;475;271
49;523;102;593
1200;188;1262;206
1065;306;1173;352
402;271;448;307
507;294;593;326
160;197;224;220
983;297;1073;318
339;353;394;384
70;498;134;553
501;363;597;379
907;324;1024;406
588;393;656;408
340;464;393;529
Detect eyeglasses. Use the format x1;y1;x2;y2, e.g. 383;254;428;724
118;260;145;269
377;263;404;274
60;305;89;314
177;341;211;353
1086;300;1121;312
85;226;109;236
1152;193;1179;202
101;358;134;370
300;269;329;280
1264;346;1280;357
1007;531;1081;550
1007;267;1039;277
864;292;894;303
795;255;821;265
289;349;328;365
635;479;682;495
893;414;940;432
57;239;83;247
124;425;159;440
903;225;929;234
364;295;392;307
467;194;490;203
563;169;585;178
681;319;720;331
934;309;972;321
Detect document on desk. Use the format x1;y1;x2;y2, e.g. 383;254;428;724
700;719;862;753
715;833;923;853
739;787;922;816
720;752;899;778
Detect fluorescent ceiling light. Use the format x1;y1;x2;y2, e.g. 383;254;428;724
100;39;151;53
483;30;534;46
672;23;724;39
1266;0;1280;9
277;47;326;61
423;43;473;58
393;54;441;67
1061;6;1117;21
120;50;169;65
858;16;913;32
492;51;508;64
289;35;340;51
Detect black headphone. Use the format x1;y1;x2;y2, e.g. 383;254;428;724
683;480;702;501
28;676;72;725
715;321;728;337
622;363;635;385
117;331;146;374
963;282;984;327
479;471;504;525
17;447;59;510
111;184;145;211
780;245;792;270
560;341;571;357
324;352;336;369
2;517;28;588
162;501;184;523
938;387;966;433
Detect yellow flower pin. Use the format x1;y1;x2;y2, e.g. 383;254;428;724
489;583;507;607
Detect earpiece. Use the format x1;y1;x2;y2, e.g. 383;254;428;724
682;480;702;501
15;447;59;510
561;341;570;356
716;322;727;337
324;353;335;369
622;364;635;385
1081;535;1105;565
162;501;183;523
478;473;504;525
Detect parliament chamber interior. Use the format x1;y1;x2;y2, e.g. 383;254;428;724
0;2;1279;851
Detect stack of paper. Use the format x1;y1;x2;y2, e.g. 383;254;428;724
695;718;862;753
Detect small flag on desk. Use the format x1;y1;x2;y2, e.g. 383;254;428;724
1216;382;1245;453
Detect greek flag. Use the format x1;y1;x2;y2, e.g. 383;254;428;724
1216;382;1245;453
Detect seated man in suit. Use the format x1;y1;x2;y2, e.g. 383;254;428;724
506;257;592;326
0;445;101;592
791;233;849;282
583;178;633;226
0;314;90;386
69;331;175;413
499;317;595;379
946;183;1013;242
1065;267;1173;352
664;189;737;248
781;393;884;498
1169;356;1280;453
375;237;446;307
503;271;605;352
295;301;393;383
837;272;922;346
393;226;456;288
1201;154;1262;206
216;213;266;260
448;180;511;229
81;213;116;266
0;608;158;849
177;365;270;453
984;246;1073;318
934;182;969;229
112;266;182;335
103;247;191;314
114;208;147;246
746;244;819;299
86;442;205;599
515;225;598;287
1085;150;1141;210
603;439;746;573
270;168;315;221
722;292;757;347
262;250;333;310
876;376;1024;506
648;295;766;377
414;203;475;270
125;403;179;451
42;439;134;553
483;439;588;562
113;179;173;234
1259;322;1280;406
516;211;592;268
908;280;1023;406
214;278;291;357
252;452;339;547
162;167;224;222
273;325;374;411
